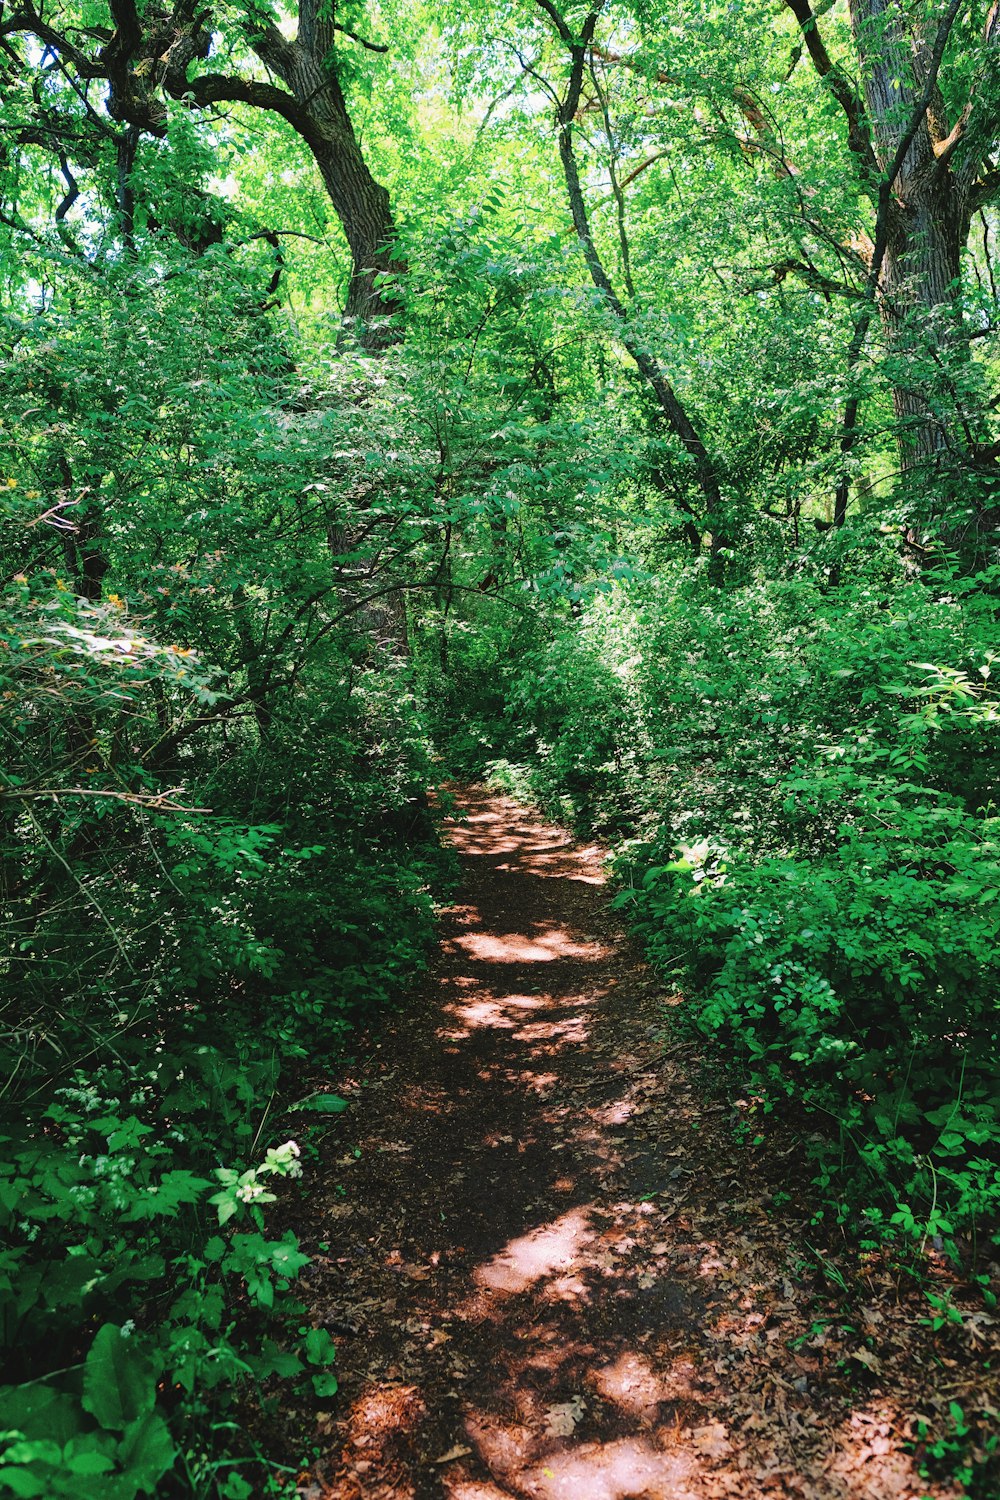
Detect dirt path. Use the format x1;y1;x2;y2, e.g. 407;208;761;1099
295;788;965;1500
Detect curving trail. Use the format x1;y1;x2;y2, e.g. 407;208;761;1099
295;788;959;1500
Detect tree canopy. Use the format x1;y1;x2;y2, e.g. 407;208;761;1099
3;0;1000;1493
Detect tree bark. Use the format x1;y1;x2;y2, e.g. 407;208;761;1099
243;7;404;348
849;0;968;467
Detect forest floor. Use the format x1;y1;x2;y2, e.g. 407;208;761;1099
289;787;985;1500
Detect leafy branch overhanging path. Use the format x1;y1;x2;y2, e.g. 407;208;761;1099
294;788;967;1500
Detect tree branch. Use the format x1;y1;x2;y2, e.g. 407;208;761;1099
781;0;880;183
536;0;723;539
334;23;388;53
164;68;308;136
0;10;102;77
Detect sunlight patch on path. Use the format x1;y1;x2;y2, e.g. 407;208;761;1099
472;1208;594;1295
443;799;606;884
437;988;603;1048
444;925;611;964
454;1422;701;1500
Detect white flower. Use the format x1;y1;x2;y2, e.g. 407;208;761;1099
120;1320;136;1339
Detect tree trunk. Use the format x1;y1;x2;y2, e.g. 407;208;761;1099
538;0;725;556
850;0;970;467
880;188;966;464
246;15;404;349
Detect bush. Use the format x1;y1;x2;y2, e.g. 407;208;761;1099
618;771;1000;1241
486;532;1000;1246
0;568;448;1496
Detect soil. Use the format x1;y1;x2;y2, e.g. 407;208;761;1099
290;787;989;1500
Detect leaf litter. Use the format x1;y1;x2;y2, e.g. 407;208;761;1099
277;787;995;1499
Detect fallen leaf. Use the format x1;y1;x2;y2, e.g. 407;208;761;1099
433;1445;472;1465
849;1347;883;1375
545;1396;586;1436
690;1422;731;1458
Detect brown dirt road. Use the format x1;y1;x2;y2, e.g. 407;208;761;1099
295;787;975;1500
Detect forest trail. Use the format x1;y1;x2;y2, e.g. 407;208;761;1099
295;789;954;1500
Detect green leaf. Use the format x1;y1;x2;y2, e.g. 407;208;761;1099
220;1474;253;1499
304;1327;336;1366
293;1093;349;1113
0;1441;62;1467
80;1326;156;1432
209;1192;238;1226
0;1388;82;1447
63;1450;115;1476
117;1411;175;1494
268;1240;309;1277
0;1467;47;1497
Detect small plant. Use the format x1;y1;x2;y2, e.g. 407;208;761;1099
922;1289;966;1334
922;1402;972;1476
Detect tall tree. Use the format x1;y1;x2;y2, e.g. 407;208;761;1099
0;0;403;346
533;0;725;554
785;0;1000;475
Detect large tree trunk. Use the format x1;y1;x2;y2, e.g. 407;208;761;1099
850;0;971;467
785;0;1000;514
880;188;966;464
247;10;404;349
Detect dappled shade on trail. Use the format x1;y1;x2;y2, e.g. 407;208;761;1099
295;790;961;1500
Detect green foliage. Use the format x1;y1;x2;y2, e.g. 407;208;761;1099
0;1348;174;1498
4;0;1000;1487
465;537;1000;1249
0;207;450;1495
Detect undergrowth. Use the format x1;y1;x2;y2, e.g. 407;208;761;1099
0;576;453;1498
435;526;1000;1266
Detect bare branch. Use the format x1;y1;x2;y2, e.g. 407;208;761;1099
0;786;210;812
334;23;388;54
